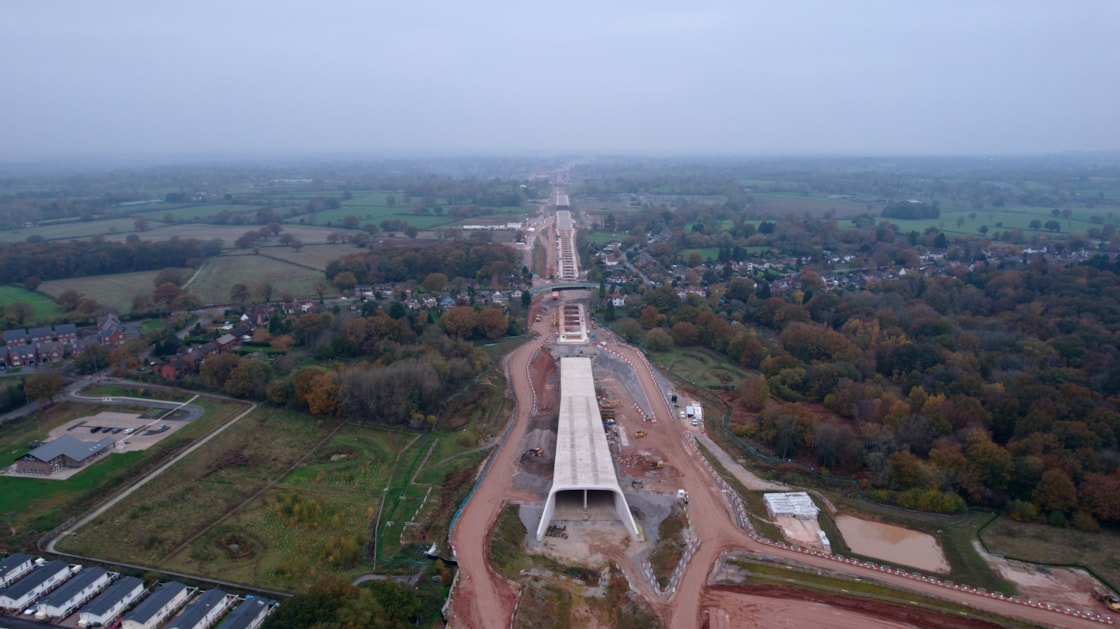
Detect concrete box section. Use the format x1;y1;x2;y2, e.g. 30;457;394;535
536;357;640;541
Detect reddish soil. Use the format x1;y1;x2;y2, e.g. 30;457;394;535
702;583;1005;629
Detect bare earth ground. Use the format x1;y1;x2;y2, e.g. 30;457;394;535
702;584;1002;629
976;541;1105;610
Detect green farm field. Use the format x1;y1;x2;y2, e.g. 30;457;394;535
185;254;334;304
0;218;141;243
0;285;62;322
302;207;451;229
99;223;338;246
259;244;363;271
39;269;189;314
136;204;263;222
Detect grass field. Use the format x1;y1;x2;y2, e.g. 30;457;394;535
680;247;720;263
58;407;337;567
980;516;1120;589
258;244;364;272
0;218;141;243
0;396;246;546
96;223;338;247
186;254;334;304
39;269;189;314
136;204;262;223
0;285;61;322
646;346;752;388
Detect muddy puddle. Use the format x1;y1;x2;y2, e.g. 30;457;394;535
835;515;950;573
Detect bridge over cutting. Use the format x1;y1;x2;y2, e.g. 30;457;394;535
536;357;641;540
529;282;597;296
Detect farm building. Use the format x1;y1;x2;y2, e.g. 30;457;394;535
34;567;111;619
218;596;277;629
15;435;115;476
79;575;144;627
122;581;191;629
0;553;34;588
0;559;71;611
763;491;820;520
167;588;234;629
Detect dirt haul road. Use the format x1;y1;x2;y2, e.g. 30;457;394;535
608;341;1109;629
448;317;1107;628
447;317;550;628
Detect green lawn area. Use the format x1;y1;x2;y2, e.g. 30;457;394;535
186;254;335;304
645;346;752;389
680;247;720;263
583;230;617;246
39;269;189;314
0;285;62;323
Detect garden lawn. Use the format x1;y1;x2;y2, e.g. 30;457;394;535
646;346;753;388
0;285;61;322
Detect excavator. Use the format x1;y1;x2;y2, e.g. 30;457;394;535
1094;587;1120;612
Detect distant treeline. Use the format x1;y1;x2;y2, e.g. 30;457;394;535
325;241;522;285
881;200;940;220
0;237;222;284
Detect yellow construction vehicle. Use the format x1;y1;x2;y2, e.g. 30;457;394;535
1095;587;1120;612
634;430;647;438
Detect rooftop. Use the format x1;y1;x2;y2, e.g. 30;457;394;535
36;568;109;608
82;576;143;616
24;436;115;463
0;560;68;599
123;581;187;623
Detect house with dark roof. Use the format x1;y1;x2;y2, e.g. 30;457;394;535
95;313;126;347
5;342;37;367
217;596;277;629
79;575;144;628
167;588;234;629
54;323;78;345
0;553;34;589
0;559;70;611
2;329;28;345
34;567;111;619
122;581;190;629
37;340;66;363
28;326;54;343
16;436;115;476
158;355;195;381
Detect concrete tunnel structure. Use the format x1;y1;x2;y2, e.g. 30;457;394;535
536;356;641;541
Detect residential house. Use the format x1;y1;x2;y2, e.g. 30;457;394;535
219;596;277;629
78;576;145;628
54;323;78;345
35;567;112;619
0;553;34;589
27;326;54;343
5;343;36;367
121;581;190;629
166;589;234;629
0;560;70;612
37;340;66;363
96;313;126;347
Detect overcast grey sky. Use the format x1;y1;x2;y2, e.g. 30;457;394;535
2;1;1117;158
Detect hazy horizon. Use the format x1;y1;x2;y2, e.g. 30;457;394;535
3;1;1118;159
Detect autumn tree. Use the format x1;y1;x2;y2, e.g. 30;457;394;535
1033;468;1077;513
739;375;770;411
24;371;66;405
